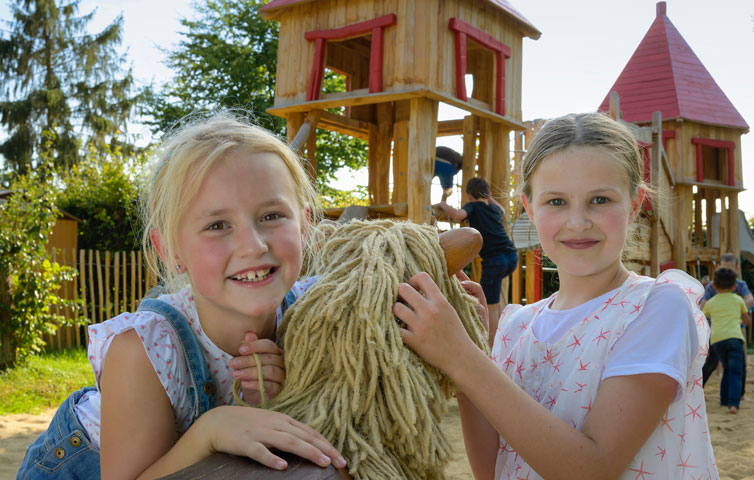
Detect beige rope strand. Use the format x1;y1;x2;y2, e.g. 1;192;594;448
232;353;266;408
238;220;488;479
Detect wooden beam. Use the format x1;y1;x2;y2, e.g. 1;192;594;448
267;87;527;130
317;110;370;140
649;112;661;277
407;97;438;223
461;115;478;205
392;117;409;205
368;102;393;204
437;119;464;137
289;110;322;154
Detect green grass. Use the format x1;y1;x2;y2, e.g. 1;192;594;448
0;348;94;415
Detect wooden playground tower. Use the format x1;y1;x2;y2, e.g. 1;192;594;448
598;2;749;280
259;0;540;224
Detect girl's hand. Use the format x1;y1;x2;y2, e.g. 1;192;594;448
455;271;489;333
230;332;286;405
198;406;347;471
395;272;478;375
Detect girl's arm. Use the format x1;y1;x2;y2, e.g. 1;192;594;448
457;392;498;479
396;273;676;480
100;329;344;480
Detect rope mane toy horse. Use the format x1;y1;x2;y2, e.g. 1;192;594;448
237;219;489;479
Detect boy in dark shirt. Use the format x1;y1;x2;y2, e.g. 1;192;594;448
435;177;518;346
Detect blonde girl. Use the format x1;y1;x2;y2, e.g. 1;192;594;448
396;113;717;479
18;114;345;479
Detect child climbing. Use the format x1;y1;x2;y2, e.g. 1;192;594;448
434;176;518;346
396;112;718;479
17;114;345;479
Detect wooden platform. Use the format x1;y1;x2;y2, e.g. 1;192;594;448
161;452;349;479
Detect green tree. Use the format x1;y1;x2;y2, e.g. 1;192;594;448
0;0;141;177
146;0;368;190
0;153;76;368
57;144;145;251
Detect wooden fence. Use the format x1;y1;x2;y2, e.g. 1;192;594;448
45;248;158;351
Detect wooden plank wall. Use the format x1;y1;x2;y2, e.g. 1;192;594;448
44;249;158;352
272;0;525;121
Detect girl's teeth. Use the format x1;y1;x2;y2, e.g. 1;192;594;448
233;268;271;281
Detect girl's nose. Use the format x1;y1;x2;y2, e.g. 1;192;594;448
237;224;269;257
566;208;592;231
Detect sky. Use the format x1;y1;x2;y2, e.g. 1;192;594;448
1;0;753;213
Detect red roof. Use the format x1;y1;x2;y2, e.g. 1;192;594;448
598;2;747;130
260;0;540;39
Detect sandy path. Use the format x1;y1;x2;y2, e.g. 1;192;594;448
2;355;752;479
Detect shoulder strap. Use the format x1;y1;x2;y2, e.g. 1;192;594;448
137;298;217;420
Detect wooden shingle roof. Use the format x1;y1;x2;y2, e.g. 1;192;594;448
598;2;747;130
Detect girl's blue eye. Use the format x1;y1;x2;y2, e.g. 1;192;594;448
592;196;609;205
548;198;565;206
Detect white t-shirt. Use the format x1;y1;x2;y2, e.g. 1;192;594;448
531;282;698;398
74;277;316;448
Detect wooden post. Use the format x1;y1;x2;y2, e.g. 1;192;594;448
524;248;542;304
88;250;95;327
406;97;437;224
649;112;661;277
131;251;136;312
461;115;478;204
286;112;305;144
673;185;690;273
114;252;120;316
609;91;621;121
511;260;522;304
490;123;510;220
368;102;393;205
391;101;410;205
477;119;492;179
729;193;740;256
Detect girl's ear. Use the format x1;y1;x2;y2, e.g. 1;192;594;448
301;205;312;239
521;194;535;224
629;187;647;222
150;228;184;273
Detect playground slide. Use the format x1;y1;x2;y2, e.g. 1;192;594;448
710;209;754;265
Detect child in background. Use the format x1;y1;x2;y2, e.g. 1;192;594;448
702;267;751;413
396;113;717;479
435;177;518;346
17;114;345;479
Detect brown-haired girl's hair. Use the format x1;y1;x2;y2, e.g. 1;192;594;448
520;113;645;201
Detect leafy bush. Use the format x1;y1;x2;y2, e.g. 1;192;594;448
57;144;146;251
0;161;78;367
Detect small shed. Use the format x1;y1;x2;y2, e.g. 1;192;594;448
260;0;540;223
597;2;749;277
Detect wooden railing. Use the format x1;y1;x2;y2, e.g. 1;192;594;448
45;248;158;351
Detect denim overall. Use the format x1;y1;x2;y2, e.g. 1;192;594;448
16;299;217;480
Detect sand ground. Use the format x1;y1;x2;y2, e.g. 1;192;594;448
2;355;753;479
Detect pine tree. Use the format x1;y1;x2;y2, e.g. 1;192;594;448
0;0;140;177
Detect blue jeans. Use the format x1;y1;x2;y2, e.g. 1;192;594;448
480;251;519;304
711;337;745;408
16;387;100;479
434;159;457;190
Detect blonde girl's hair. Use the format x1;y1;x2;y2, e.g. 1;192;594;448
140;112;321;290
519;112;646;201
